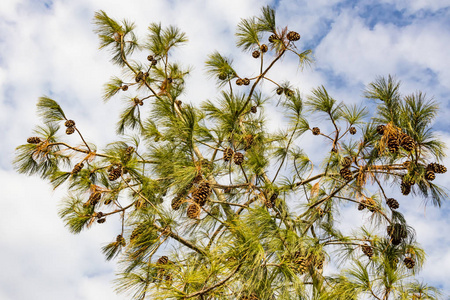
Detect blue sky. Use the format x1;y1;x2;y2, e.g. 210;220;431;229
1;0;450;299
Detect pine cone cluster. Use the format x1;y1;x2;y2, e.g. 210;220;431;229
349;126;357;135
386;198;399;210
312;127;320;135
403;256;415;269
71;162;84;175
260;44;268;52
187;203;201;219
286;31;300;41
427;162;447;174
387;223;407;245
340;168;353;181
234;152;244;165
192;181;211;206
27;137;42;144
252;50;260;58
108;165;122;181
223;147;234;162
362;244;373;258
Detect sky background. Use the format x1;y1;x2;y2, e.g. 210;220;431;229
1;0;450;299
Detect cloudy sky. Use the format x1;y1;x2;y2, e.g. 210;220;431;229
1;0;450;299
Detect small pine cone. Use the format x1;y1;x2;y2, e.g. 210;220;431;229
287;31;301;41
121;85;128;91
133;97;143;106
276;87;283;95
425;169;435;181
130;224;146;241
386;198;399;210
236;78;244;86
97;218;106;224
234;152;244;165
260;44;268;53
125;146;135;155
65;120;75;127
403;161;412;168
400;182;411;195
342;156;353;168
312;127;320;135
66;126;75;135
268;34;278;43
27;137;41;144
89;192;102;205
270;192;278;203
435;164;447;174
96;212;104;219
284;89;294;97
243;134;254;150
71;162;84;174
400;134;415;152
223;147;234;162
392;238;402;246
108;167;122;181
147;55;154;61
116;235;126;247
349;127;357;135
250;106;257;113
243;78;250;86
402;174;415;186
151;59;157;66
404;256;415;269
135;71;144;82
265;198;274;209
358;201;366;211
218;73;227;80
362;244;373;258
171;196;183;210
252;50;260;58
187;203;201;219
427;163;437;172
387;137;399;153
376;124;386;135
157;256;169;265
340;168;353;181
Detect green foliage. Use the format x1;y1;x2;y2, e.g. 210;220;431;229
14;6;447;300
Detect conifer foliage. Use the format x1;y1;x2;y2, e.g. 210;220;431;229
15;7;446;300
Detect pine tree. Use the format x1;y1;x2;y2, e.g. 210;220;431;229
14;7;446;300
